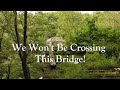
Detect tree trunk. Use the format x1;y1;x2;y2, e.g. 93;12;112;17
14;11;30;79
22;11;31;79
0;39;1;52
14;11;23;61
7;65;10;79
0;29;5;52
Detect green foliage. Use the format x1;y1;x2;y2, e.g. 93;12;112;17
28;12;58;45
53;63;89;79
29;62;43;79
82;52;118;70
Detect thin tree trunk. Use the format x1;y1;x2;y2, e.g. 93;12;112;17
0;39;1;52
22;11;31;79
14;11;23;61
7;65;10;79
0;28;5;79
0;28;5;52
